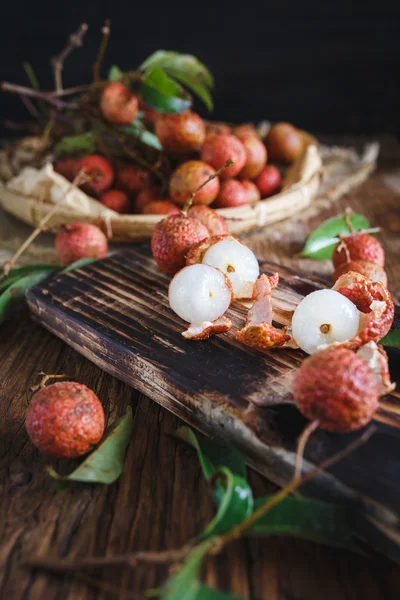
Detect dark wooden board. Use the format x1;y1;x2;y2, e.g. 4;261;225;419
26;246;400;564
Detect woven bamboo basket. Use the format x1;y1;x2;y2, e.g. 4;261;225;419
0;133;323;242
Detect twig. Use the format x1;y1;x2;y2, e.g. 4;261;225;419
51;23;88;92
182;158;234;212
19;94;40;119
1;82;78;111
93;19;111;82
293;419;320;482
30;372;68;393
2;170;88;275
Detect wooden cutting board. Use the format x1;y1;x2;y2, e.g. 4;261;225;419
26;246;400;563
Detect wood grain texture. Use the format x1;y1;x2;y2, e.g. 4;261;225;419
1;136;400;599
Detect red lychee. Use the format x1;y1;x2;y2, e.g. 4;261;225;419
140;102;158;125
99;189;131;214
25;382;105;458
155;110;206;154
233;124;258;140
214;180;249;208
53;158;79;182
78;154;114;196
201;134;246;179
205;121;232;136
100;82;139;125
143;200;180;215
55;222;108;265
332;233;385;269
116;164;150;194
242;180;261;205
293;346;379;433
169;160;220;206
134;185;163;212
255;165;281;198
151;214;209;275
266;122;303;163
239;136;267;179
332;260;388;287
187;205;229;236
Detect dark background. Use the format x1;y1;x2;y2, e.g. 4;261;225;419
1;0;399;135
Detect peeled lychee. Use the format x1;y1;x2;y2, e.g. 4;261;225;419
100;82;139;125
135;185;163;212
155;110;206;154
169;160;220;206
99;189;130;213
169;264;232;339
55;222;108;265
332;233;385;269
214;180;249;208
291;289;360;354
151;214;209;275
187;205;229;236
143;200;180;215
78;154;114;196
116;164;150;194
239;136;267;179
54;158;79;182
242;180;261;205
255;165;281;198
266;122;303;163
293;346;379;432
332;260;388;287
201;134;246;179
25;382;105;458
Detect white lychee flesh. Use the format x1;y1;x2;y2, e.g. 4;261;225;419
291;289;360;354
201;240;259;297
169;264;231;325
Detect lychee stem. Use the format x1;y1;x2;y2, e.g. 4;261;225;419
30;372;68;393
182;158;234;213
93;19;111;83
51;23;88;93
293;419;320;482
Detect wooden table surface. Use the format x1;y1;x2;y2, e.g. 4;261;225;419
1;135;400;600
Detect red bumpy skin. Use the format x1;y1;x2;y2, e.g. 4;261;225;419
25;382;105;458
293;346;380;432
143;200;180;215
332;233;385;268
214;180;249;208
255;165;281;197
78;154;114;196
100;82;139;125
135;186;163;212
332;259;388;287
151;214;210;275
205;122;232;136
242;180;261;205
99;189;131;213
265;122;303;163
233;124;259;140
116;164;150;194
55;222;108;265
187;205;229;236
239;136;267;179
53;158;79;182
155;110;206;154
201;134;246;179
169;160;220;206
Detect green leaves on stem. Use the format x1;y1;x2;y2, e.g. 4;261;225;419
380;330;400;348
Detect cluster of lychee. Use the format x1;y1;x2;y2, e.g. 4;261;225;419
54;79;305;216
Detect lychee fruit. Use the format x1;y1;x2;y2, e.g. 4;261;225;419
233;124;258;140
169;264;232;339
201;134;246;179
239;136;267;179
291;289;360;354
100;82;139;125
143;200;180;215
25;382;105;458
293;346;379;432
187;205;229;236
99;189;131;213
140;102;158;125
155;110;206;154
78;154;114;196
205;121;232;136
55;222;108;265
169;160;220;206
135;185;163;212
242;180;261;205
332;260;388;287
151;214;209;275
53;158;79;182
214;180;249;209
255;165;281;198
332;233;385;269
116;164;150;194
265;122;303;163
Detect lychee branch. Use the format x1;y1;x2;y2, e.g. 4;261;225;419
93;19;111;83
182;158;234;212
0;82;78;111
51;23;88;93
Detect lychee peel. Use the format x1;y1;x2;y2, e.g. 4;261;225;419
55;222;108;265
183;316;232;340
169;160;220;206
239;135;267;179
100;82;138;125
187;205;229;236
332;233;385;269
333;260;388;287
201;134;246;179
143;200;180;215
155;110;206;154
214;180;249;208
356;342;395;395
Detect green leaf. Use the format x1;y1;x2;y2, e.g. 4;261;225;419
139;51;214;89
195;585;243;600
0;268;56;325
123;122;163;151
23;61;40;90
108;65;123;81
167;68;213;111
299;214;371;260
54;131;97;156
48;407;134;489
247;495;362;553
61;258;96;274
0;264;59;292
140;68;191;114
198;468;253;540
161;540;213;600
380;330;400;348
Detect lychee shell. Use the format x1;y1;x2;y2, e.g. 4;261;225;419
332;233;385;268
